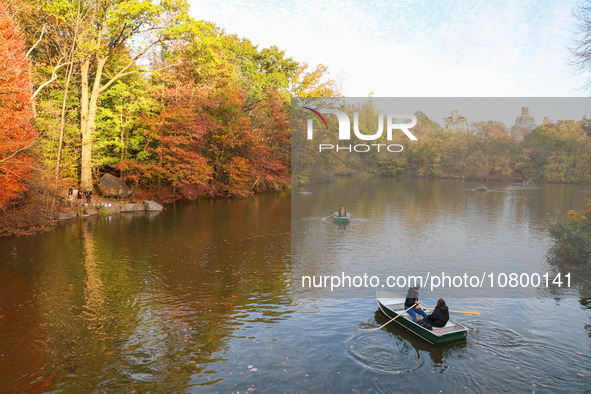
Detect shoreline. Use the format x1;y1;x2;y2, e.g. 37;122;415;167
2;176;588;237
54;198;164;221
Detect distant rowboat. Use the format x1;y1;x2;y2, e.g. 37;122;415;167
376;290;468;345
333;212;351;222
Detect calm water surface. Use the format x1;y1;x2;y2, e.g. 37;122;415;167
0;179;590;392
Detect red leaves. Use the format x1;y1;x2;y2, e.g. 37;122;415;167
156;83;214;197
0;4;37;209
134;53;291;199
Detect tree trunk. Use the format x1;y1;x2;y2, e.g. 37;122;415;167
51;60;75;213
80;59;90;189
128;181;138;203
120;101;125;180
80;56;107;189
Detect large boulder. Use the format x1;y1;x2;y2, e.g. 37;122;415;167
121;203;145;213
143;200;163;212
105;203;121;214
85;208;99;216
98;173;132;198
65;210;77;219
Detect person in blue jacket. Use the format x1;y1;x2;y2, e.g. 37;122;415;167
404;284;428;322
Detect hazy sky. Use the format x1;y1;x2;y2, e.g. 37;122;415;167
188;0;589;97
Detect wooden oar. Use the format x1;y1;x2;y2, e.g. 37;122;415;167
424;306;480;316
370;304;416;332
321;214;335;221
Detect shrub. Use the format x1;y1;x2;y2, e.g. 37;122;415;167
96;204;110;217
549;201;591;268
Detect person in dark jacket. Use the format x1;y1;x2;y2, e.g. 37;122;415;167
426;298;449;328
404;285;428;322
85;188;92;204
335;205;347;217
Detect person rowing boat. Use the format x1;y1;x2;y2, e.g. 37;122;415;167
404;284;428;322
335;205;347;217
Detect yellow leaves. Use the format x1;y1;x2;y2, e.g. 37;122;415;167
567;201;591;226
292;63;342;98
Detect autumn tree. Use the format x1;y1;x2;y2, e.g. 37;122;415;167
155;83;214;198
5;1;340;203
244;88;291;192
291;63;342;98
76;0;193;189
0;3;37;209
522;121;591;182
153;33;296;197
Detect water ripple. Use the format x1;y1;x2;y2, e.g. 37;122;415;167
346;330;424;374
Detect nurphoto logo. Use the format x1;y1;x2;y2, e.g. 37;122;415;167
304;107;418;153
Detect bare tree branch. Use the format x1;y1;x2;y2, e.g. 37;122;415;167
99;39;163;93
31;59;71;98
571;1;591;90
0;142;35;164
26;24;46;58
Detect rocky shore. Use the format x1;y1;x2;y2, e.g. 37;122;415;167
55;199;164;221
55;174;164;221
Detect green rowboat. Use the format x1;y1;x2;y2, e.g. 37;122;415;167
333;212;351;222
376;290;468;345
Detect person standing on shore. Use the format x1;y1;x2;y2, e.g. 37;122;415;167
85;188;92;204
67;186;74;205
77;188;83;205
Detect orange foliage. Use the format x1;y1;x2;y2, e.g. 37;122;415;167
156;83;214;198
0;3;37;209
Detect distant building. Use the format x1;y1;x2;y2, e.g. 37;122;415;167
511;107;536;139
444;110;469;133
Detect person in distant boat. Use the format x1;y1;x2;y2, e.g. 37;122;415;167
404;284;428;323
335;205;347;217
480;184;486;189
426;298;449;328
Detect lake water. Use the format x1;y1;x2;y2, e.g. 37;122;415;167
0;179;589;392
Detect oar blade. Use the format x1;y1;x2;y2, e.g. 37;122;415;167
419;306;481;316
460;311;481;316
450;310;481;316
